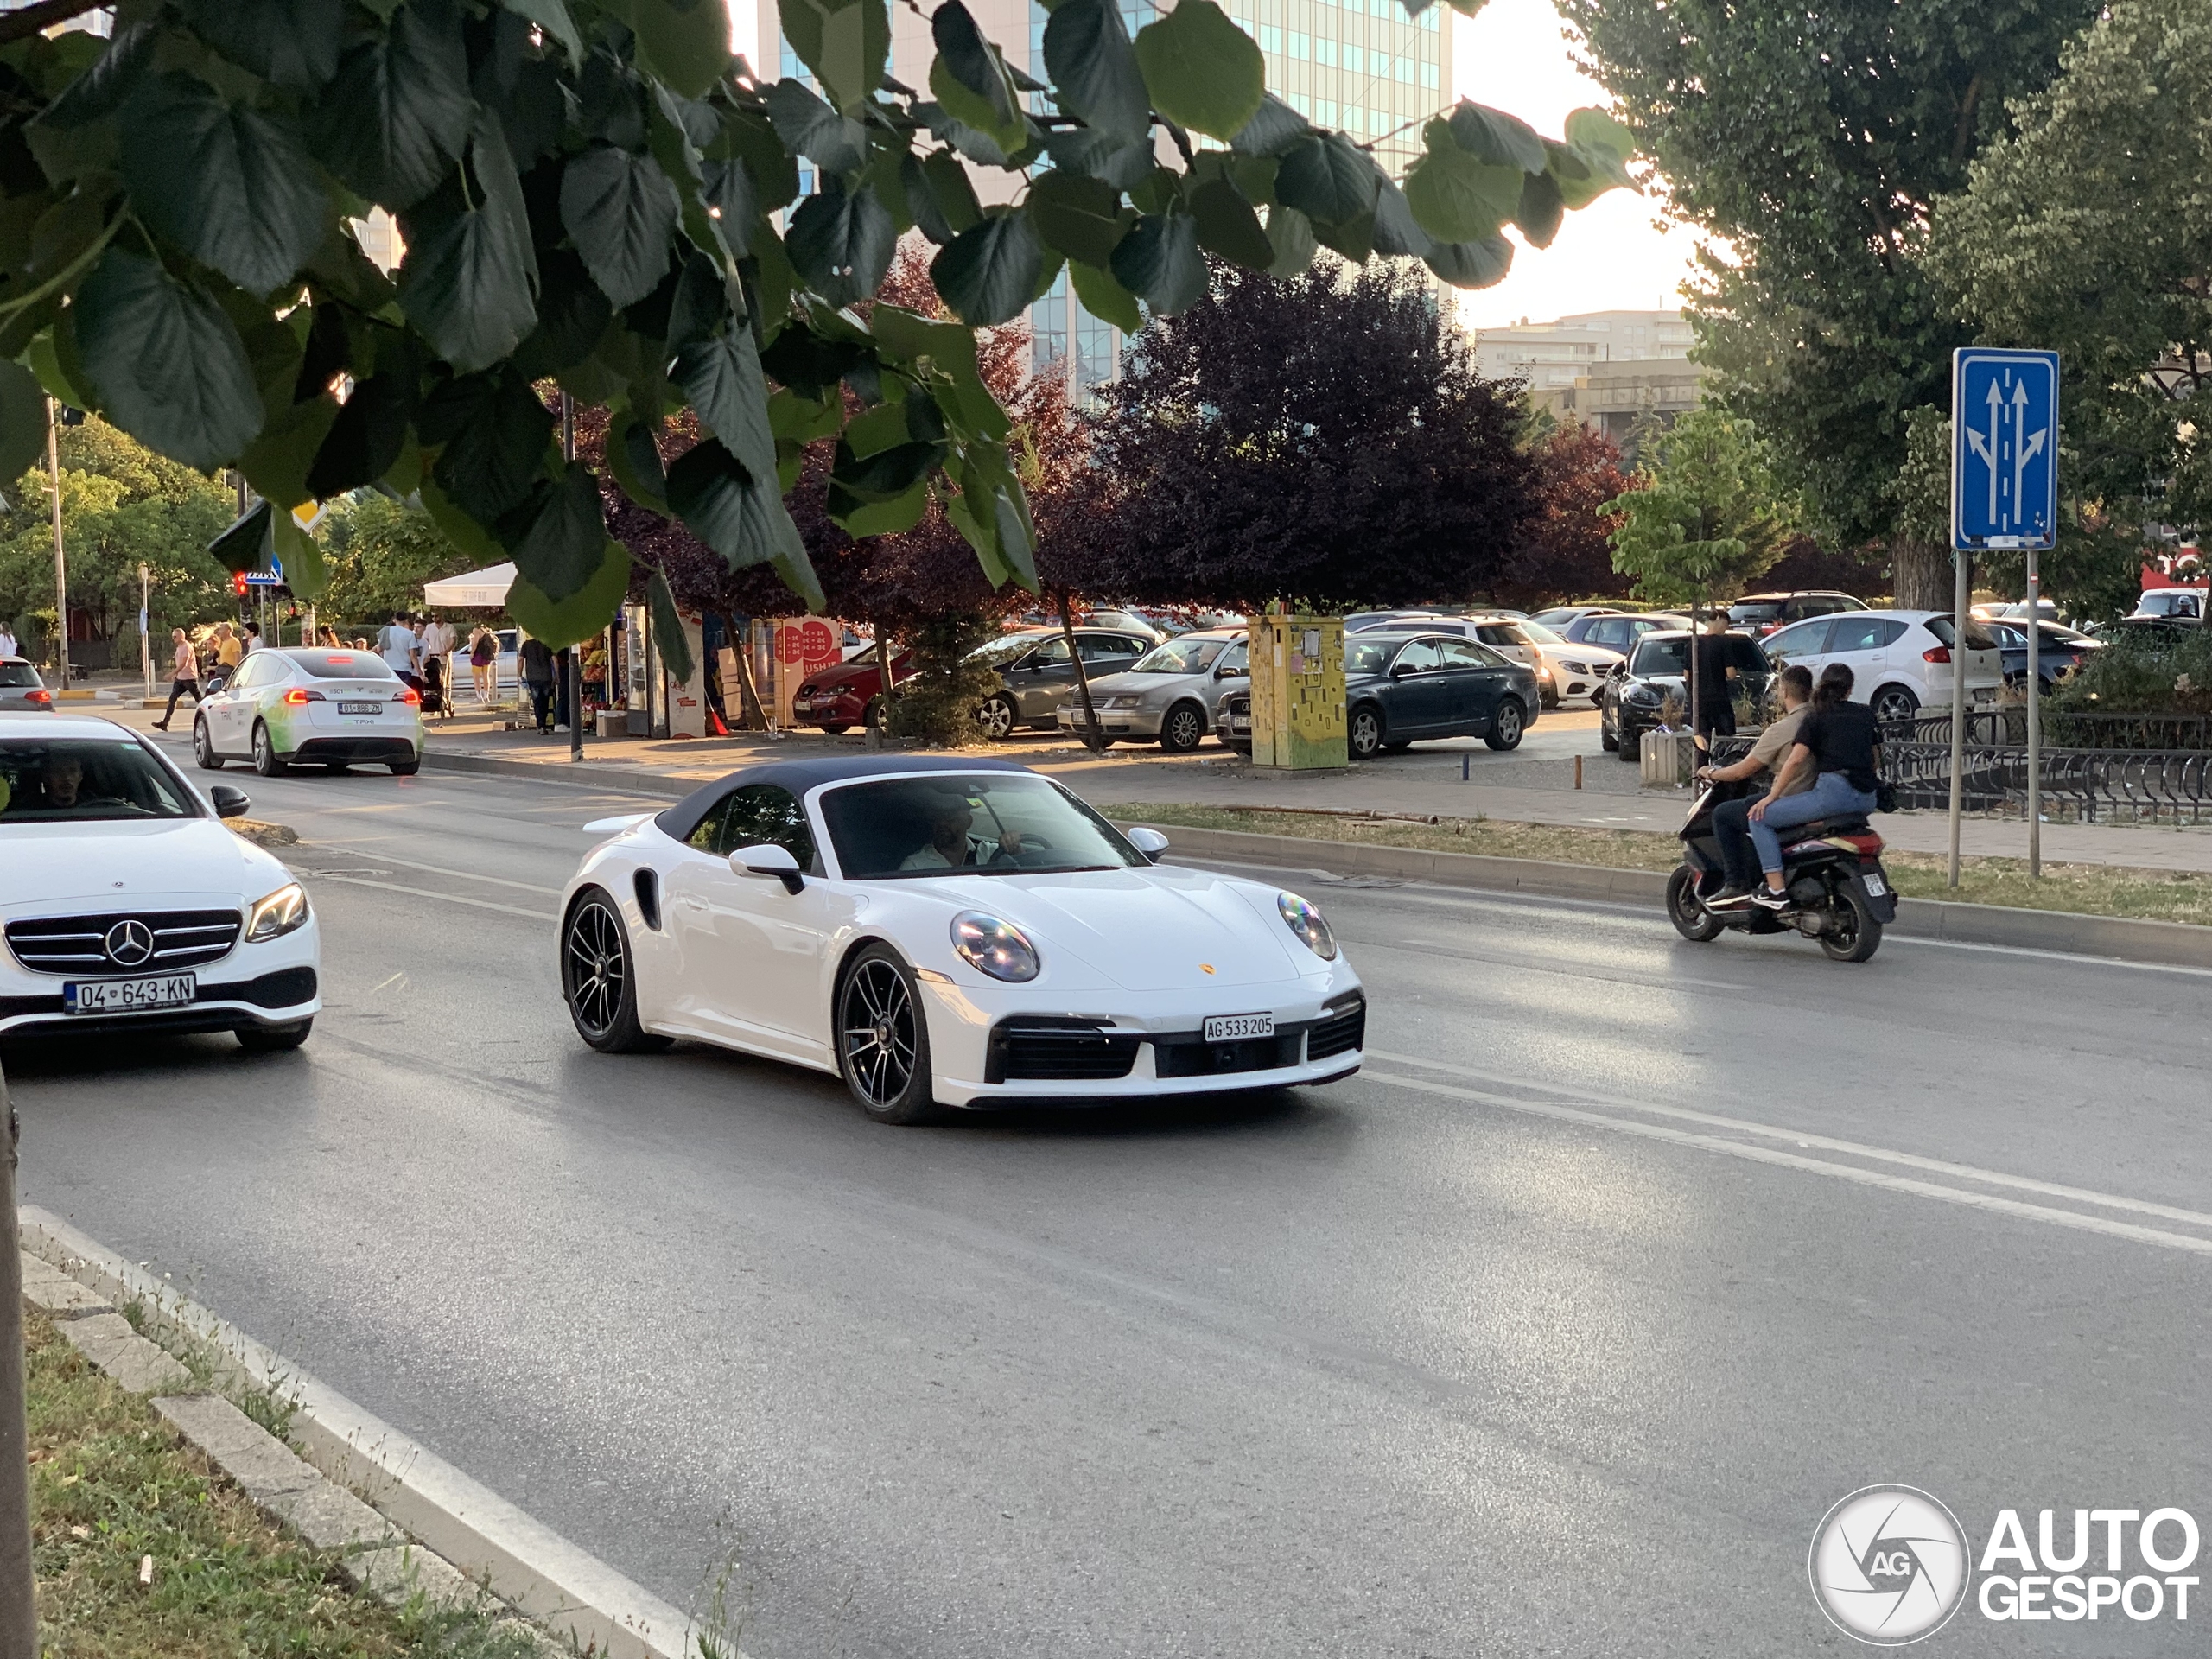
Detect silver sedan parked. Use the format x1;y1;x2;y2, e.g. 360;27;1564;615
1054;630;1249;751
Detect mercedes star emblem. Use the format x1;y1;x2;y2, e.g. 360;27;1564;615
103;918;154;969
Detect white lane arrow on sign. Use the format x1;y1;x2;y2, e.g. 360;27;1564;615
2010;378;2046;533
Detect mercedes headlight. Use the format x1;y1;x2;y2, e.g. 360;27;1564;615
245;882;309;942
1276;892;1338;961
1624;686;1662;706
951;912;1040;982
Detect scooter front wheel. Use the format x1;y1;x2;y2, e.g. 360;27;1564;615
1666;865;1726;943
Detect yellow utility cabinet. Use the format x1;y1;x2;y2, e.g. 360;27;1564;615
1245;611;1346;771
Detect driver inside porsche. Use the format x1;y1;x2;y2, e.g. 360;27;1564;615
899;792;1025;869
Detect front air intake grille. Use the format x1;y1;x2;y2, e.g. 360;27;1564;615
986;1019;1141;1083
1306;1000;1365;1061
6;909;241;976
1153;1031;1303;1079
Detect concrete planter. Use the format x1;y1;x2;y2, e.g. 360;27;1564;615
1640;728;1697;787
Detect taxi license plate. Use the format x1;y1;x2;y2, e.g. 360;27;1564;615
339;701;382;715
66;974;194;1014
1204;1012;1274;1043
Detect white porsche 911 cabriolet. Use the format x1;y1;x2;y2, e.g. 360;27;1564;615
557;757;1364;1122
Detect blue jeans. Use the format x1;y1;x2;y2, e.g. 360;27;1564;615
1748;772;1878;874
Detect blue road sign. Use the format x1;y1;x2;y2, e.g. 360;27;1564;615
1952;348;2059;550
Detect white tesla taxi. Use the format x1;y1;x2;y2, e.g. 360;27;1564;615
194;646;422;776
0;715;318;1046
557;757;1364;1122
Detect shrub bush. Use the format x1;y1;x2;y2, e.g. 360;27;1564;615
884;614;1004;747
2048;629;2212;717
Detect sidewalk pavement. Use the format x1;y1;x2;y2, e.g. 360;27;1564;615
101;696;2212;876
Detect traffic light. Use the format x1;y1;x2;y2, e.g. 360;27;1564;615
232;571;248;596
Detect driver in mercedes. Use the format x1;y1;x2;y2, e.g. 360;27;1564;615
899;792;1025;869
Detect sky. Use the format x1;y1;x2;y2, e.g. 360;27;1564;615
1447;0;1709;328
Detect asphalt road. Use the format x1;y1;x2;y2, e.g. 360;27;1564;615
12;762;2212;1657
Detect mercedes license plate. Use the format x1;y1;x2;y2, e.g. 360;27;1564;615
1204;1012;1274;1043
339;701;382;715
1861;873;1889;898
65;974;194;1014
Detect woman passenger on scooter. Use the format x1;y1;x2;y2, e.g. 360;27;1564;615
1695;663;1814;904
1740;663;1882;912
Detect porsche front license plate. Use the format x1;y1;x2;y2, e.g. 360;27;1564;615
339;701;382;714
1204;1012;1274;1043
66;974;194;1014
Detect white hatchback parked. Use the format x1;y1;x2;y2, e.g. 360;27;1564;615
194;647;423;777
1760;609;2003;723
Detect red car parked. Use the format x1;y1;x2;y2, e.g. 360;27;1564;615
792;652;912;733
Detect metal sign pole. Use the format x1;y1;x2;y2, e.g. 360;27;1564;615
45;400;67;691
1948;550;1966;887
2025;547;2041;877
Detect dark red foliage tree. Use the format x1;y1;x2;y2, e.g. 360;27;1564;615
1081;258;1537;611
1491;424;1637;609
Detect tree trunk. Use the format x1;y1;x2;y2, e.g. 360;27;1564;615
868;624;893;750
0;1096;35;1657
1054;590;1106;753
1891;535;1954;612
719;613;768;730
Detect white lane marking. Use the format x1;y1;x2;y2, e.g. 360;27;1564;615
1363;1067;2212;1257
303;873;556;922
302;848;563;894
1350;933;1753;995
1368;1047;2212;1230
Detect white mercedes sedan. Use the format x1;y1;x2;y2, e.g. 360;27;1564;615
557;757;1364;1122
0;715;319;1048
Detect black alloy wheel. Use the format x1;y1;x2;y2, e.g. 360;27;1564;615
1869;684;1920;725
1484;698;1525;751
251;721;286;777
1599;702;1618;753
976;694;1016;741
838;945;936;1124
1348;705;1383;760
194;718;223;770
562;890;667;1052
1617;719;1642;761
1159;701;1206;753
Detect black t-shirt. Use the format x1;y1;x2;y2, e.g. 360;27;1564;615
1794;699;1880;792
1691;633;1733;711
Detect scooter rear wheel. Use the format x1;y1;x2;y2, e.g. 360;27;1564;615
1818;882;1883;963
1666;865;1726;943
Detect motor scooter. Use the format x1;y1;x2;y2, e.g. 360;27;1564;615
1667;779;1897;962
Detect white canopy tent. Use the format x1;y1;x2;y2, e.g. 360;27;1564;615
421;562;516;608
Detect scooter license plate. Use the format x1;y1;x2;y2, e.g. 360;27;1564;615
1861;872;1889;897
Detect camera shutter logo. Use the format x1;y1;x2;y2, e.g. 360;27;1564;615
1809;1485;1971;1645
103;918;154;969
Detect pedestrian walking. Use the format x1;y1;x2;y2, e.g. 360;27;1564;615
468;626;497;705
520;634;556;733
378;612;421;683
206;621;241;691
150;628;202;729
0;620;17;660
418;613;456;721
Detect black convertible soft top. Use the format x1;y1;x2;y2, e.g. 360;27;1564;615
654;754;1033;845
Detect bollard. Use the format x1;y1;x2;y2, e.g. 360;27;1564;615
1461;753;1470;782
1574;754;1583;791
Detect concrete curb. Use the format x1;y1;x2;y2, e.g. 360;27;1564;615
417;747;694;797
20;1208;703;1659
1115;820;2212;971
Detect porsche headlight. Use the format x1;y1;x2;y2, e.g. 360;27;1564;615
245;882;309;942
1276;892;1338;961
951;912;1040;982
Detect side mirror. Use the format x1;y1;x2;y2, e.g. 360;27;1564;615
208;783;251;819
730;843;804;893
1127;826;1170;857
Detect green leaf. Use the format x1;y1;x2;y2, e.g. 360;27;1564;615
513;248;613;378
644;567;692;681
1445;101;1546;173
1262;203;1315;277
309;0;474;210
209;500;273;575
419;371;553;522
1069;258;1141;334
786;183;896;307
632;0;734;99
398;172;539;373
1403;117;1522;244
831;435;944;501
1044;0;1150;145
929;1;1027;155
830;476;926;537
1188;176;1272;269
120;74;327;296
270;507;327;601
307;368;413;499
673;324;781;489
777;0;890;113
238;392;339;514
0;359;47;487
1134;0;1262;141
1370;168;1433;257
666;435;789;567
1230;92;1309;158
1513;167;1564;249
1109;209;1204;315
1027;170;1129;269
496;0;583;60
508;541;632;652
607;410;670;512
1274;131;1376;226
930;209;1045;327
768;386;842;441
764;79;868;177
506;462;609;603
699;157;759;256
177;0;344;94
841;396;908;459
1564;107;1635;183
992;486;1037;590
560;146;681;308
24;322;92;410
36;19;157;130
1040;126;1156;190
920;150;983;235
74;247;260;470
1425;234;1513;289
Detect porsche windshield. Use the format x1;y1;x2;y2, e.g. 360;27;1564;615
821;775;1147;879
0;740;195;822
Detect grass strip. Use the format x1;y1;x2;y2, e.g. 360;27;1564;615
25;1306;539;1658
1114;802;2212;927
